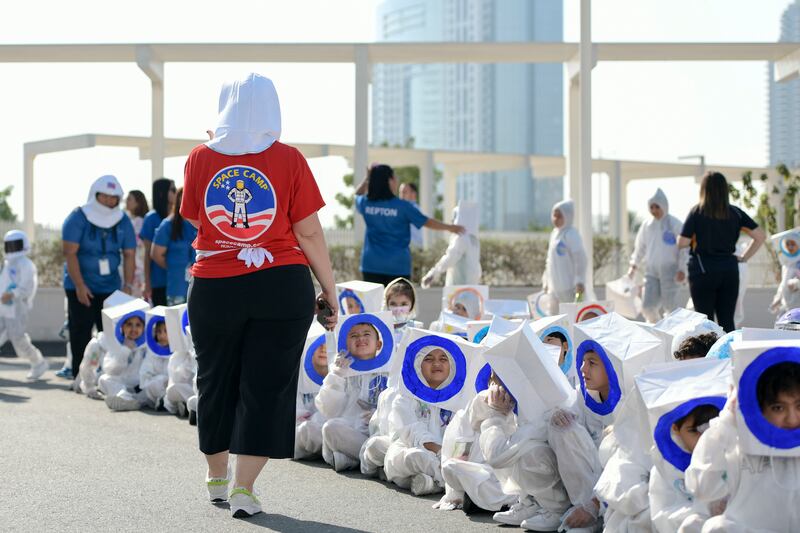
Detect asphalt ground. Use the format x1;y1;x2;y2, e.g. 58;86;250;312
0;357;503;533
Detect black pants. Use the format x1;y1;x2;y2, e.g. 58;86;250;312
150;286;167;307
362;271;410;287
688;267;739;333
65;289;112;377
188;265;314;457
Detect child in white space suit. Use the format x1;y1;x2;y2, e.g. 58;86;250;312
0;230;48;380
770;230;800;316
421;202;481;288
648;403;721;533
317;321;389;471
164;328;196;419
384;277;421;337
138;316;171;410
97;313;147;411
543;200;588;315
76;332;107;399
383;346;455;495
294;333;329;460
684;360;800;532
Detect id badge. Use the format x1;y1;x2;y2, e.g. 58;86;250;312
98;258;111;276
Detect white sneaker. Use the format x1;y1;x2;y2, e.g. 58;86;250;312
521;508;563;531
105;393;141;411
87;389;104;401
410;473;442;496
27;358;49;380
229;487;262;518
332;451;359;472
206;465;232;503
494;498;542;526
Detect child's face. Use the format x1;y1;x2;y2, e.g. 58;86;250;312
154;322;169;346
452;303;469;318
420;348;451;389
673;415;702;453
762;389;800;430
387;293;413;311
345;297;361;315
551;208;564;228
579;311;600;322
544;335;568;366
312;343;328;375
347;323;382;360
581;351;609;394
649;203;664;220
786;238;799;256
122;317;144;342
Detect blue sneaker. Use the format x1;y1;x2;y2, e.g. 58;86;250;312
55;367;72;379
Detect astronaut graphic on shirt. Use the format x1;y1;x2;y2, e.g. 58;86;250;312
227;180;253;228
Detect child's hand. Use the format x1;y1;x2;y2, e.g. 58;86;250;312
330;352;352;377
550;408;576;428
789;279;800;292
487;383;514;414
421;272;434;289
1;292;13;304
423;442;442;454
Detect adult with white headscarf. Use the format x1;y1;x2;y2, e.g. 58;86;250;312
542;199;588;315
181;73;337;518
627;188;688;322
62;175;136;379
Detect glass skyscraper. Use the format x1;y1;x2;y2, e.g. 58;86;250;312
770;0;800;168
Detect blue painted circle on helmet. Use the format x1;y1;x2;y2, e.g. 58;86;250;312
338;289;365;316
541;325;573;377
472;326;490;344
402;335;467;404
114;310;146;347
474;362;518;414
145;315;171;357
303;334;327;386
576;340;622;416
654;396;726;472
336;314;394;372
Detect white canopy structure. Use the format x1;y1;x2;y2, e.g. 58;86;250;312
6;1;800;280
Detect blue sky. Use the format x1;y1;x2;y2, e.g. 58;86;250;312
0;0;793;228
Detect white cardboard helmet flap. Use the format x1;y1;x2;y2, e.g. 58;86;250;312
102;290;137;309
605;276;642;319
485;299;531;320
164;304;190;353
482;315;527;348
435;309;471;337
396;327;486;412
742;327;800;342
560;300;614;325
144;306;172;358
770;228;800;266
101;298;150;352
573;312;663;418
730;339;800;457
636;358;731;472
299;321;328;394
484;321;574;423
336;280;384;316
467;320;492;343
333;311;396;378
530;314;575;380
443;285;489;320
528;290;554;319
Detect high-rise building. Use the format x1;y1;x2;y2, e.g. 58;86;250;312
373;0;564;230
770;1;800;168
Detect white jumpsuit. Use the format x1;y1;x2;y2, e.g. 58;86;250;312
630;188;688;322
684;405;800;532
0;251;46;375
138;349;169;408
543;200;588;314
316;371;389;471
165;348;196;414
424;202;481;287
98;344;146;409
359;385;399;476
76;335;105;397
295;386;326;460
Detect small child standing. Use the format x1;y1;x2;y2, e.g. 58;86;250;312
98;313;147;411
0;230;48;380
770;230;800;315
422;202;481;288
138;314;171;410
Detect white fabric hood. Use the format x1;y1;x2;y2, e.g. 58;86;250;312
81;175;125;229
648;188;669;215
454;201;480;236
553;199;574;228
206;73;282;156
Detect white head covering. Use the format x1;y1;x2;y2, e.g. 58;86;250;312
3;229;30;260
81;175;124;229
413;345;456;390
206;73;282;156
454;201;480;236
552;199;574;228
453;289;482;320
648;188;669;215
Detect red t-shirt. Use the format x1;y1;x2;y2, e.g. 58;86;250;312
181;142;325;278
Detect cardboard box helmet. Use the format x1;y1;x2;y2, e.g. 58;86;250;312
101;298;150;352
443;285;489;320
531;314;574;377
334;311;396;377
144;306;171;358
705;330;742;360
560;300;614;324
299;321;328;394
770;228;800;266
164;304;190;353
528;291;554;319
336;280;384;316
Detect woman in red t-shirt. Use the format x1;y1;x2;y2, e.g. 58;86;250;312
181;73;338;518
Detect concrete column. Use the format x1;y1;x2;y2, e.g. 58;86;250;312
23;151;35;240
136;45;164;182
567;79;580;201
353;45;370;243
419;151;435;248
443;166;458;227
578;0;594;293
609;161;623;277
621;177;631;264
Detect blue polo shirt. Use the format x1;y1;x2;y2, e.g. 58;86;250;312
62;208;137;294
356;195;428;276
140;210;167;288
153;218;197;299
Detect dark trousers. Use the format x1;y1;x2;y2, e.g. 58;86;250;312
65;290;112;377
688;268;739;333
150;286;167;307
188;265;314;457
362;271;410;287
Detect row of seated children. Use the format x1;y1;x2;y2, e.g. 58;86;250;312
293;277;800;533
73;292;198;422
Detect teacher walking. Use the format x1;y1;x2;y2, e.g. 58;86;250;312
678;171;765;332
355;164;464;286
181;73;337;518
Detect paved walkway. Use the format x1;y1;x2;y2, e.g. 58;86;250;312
0;357;501;533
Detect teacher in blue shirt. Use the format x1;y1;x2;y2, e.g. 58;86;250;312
355;164;463;286
62;175;137;379
151;187;197;305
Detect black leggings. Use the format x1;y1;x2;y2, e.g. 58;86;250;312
188;264;314;457
688;268;739;333
66;289;112;378
362;271;410;287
